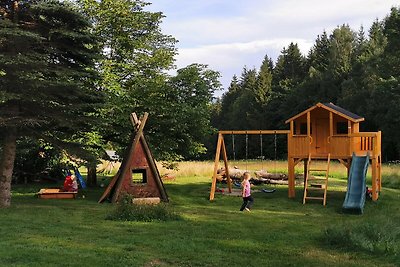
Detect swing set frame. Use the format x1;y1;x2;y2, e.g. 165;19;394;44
209;130;290;200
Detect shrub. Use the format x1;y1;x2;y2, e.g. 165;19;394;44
106;195;181;222
323;219;400;256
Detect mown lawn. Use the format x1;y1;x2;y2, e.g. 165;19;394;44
0;161;399;267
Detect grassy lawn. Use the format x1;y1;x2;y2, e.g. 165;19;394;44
1;161;399;266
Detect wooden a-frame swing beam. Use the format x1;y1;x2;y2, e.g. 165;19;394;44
218;130;290;135
210;130;290;201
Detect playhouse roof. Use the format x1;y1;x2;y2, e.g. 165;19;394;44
285;102;365;123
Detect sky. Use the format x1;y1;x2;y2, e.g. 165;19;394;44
146;1;399;94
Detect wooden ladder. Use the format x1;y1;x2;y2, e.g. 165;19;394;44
303;153;331;206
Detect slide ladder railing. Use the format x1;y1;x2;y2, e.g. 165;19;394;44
303;153;331;206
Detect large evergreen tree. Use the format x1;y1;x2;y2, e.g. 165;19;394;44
0;0;102;207
372;7;400;159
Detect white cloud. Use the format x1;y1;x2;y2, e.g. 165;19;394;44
177;38;312;67
174;38;313;95
148;0;399;90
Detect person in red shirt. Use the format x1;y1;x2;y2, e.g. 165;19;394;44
63;175;78;192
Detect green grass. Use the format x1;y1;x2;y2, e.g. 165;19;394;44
1;162;399;267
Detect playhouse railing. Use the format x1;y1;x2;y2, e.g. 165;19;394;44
329;135;350;158
288;135;310;158
289;131;382;159
349;131;381;158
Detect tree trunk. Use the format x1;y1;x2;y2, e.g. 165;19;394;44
0;128;17;208
86;165;97;187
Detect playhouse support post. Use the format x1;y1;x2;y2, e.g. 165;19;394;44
288;157;295;198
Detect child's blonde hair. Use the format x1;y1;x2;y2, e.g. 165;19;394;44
243;172;251;180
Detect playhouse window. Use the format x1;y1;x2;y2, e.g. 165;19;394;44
132;169;147;184
336;122;348;134
299;123;312;135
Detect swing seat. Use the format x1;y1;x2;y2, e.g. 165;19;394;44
216;187;225;193
262;188;276;193
234;182;241;188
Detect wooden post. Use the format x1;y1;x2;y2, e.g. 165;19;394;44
288;157;295;198
210;134;223;201
371;157;378;201
303;158;308;191
221;137;231;193
377;131;382;193
329;112;333;153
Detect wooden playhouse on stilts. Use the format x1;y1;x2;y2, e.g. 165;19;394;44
286;102;382;204
210;102;382;206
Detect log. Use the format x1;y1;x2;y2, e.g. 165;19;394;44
161;173;176;181
255;170;287;180
216;168;307;185
217;167;251;180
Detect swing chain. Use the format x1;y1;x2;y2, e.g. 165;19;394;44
232;134;236;161
274;132;277;173
274;133;277;161
245;133;248;170
260;131;263;170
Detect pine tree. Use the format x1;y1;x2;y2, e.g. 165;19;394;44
0;0;102;207
307;31;330;75
256;55;273;104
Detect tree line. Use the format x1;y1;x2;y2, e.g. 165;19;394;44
0;0;221;207
207;7;400;162
0;0;399;207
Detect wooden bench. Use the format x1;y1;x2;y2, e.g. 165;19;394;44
37;189;77;199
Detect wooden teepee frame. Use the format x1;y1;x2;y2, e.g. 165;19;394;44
98;112;168;203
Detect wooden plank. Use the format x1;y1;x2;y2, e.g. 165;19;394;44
221;137;232;193
371;157;378;201
348;132;379;137
98;172;119;203
288;157;295;198
139;133;169;202
38;189;77;199
338;158;349;169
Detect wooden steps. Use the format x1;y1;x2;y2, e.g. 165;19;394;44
303;153;330;206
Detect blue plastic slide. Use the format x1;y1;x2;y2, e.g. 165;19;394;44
74;167;87;189
342;153;369;214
